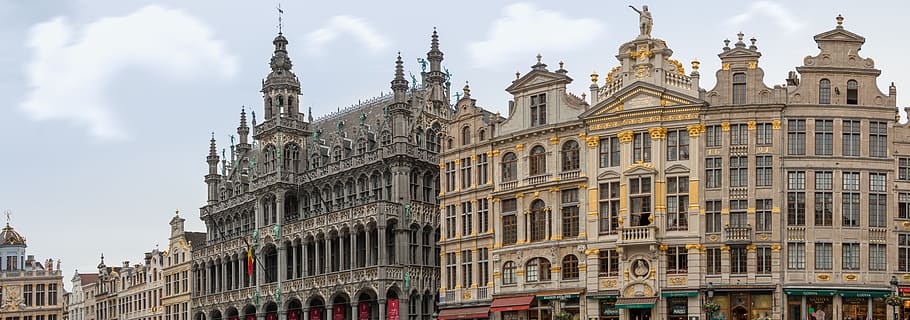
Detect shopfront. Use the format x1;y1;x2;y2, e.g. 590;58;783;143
785;289;890;320
900;287;910;320
587;293;618;320
709;291;773;320
535;293;582;320
615;297;656;320
661;291;697;320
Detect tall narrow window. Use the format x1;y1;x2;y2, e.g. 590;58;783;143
477;153;489;186
901;193;910;219
787;171;806;226
901;234;910;272
901;158;910;181
461;127;471;145
870;173;887;227
842;243;859;270
445;205;456;238
730;156;748;188
706;157;722;188
846;80;858;105
788;242;806;270
599;137;620;167
561;141;580;171
529;146;547;176
562;255;579;280
756;199;773;232
633;133;651;162
667;129;690;161
502;199;517;245
446;252;457;288
730;124;748;145
756;155;773;187
733;73;747;104
529;200;547;242
461;201;473;236
629;177;652;226
870;244;886;271
757;247;772;274
479;248;489;284
502;261;516;285
501;153;517;182
815;120;833;155
731;247;748;274
843;120;861;156
598;249;619;276
530;93;547;127
706;125;723;148
667;246;688;274
478;198;489;234
757;123;773;145
842;172;860;227
814;171;833;226
815;243;832;270
461;250;472;288
561;189;579;238
870;121;887;158
819;79;831;104
706;200;722;233
787;119;806;155
706;248;721;275
445;161;456;192
599;182;620;234
460;157;472;189
666;176;689;231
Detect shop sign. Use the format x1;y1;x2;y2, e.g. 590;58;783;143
537;294;580;300
671;305;688;315
900;287;910;298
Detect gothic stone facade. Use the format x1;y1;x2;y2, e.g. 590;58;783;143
437;13;909;320
190;31;449;320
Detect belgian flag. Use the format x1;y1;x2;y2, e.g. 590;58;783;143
247;247;254;275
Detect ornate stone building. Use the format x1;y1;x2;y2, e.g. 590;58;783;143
162;212;205;320
0;217;65;320
438;9;908;320
67;273;99;320
115;249;165;320
190;29;447;320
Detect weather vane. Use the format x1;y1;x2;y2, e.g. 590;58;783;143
3;209;10;224
277;3;284;34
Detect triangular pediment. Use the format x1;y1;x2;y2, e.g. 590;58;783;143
597;170;621;180
814;28;865;43
505;69;572;93
582;82;703;118
719;47;761;59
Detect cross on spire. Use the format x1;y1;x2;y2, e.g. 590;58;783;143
3;209;10;226
277;3;284;34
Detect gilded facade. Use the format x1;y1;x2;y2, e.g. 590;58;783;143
0;218;65;320
162;212;205;320
438;9;907;320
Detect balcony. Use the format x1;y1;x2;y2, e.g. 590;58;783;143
869;228;888;243
724;226;752;244
524;174;551;185
786;227;806;241
500;180;519;191
477;286;490;300
559;170;581;180
444;290;456;303
619;225;656;245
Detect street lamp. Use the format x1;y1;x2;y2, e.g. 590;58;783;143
892;276;900;320
708;282;714;301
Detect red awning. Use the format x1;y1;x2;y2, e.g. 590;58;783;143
438;306;491;320
490;296;535;312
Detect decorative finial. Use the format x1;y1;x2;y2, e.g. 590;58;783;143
536;53;542;64
277;3;284;34
691;59;700;71
515;71;520;80
590;71;599;84
463;81;470;97
3;209;10;226
750;37;757;46
558;61;564;70
737;32;744;41
836;14;844;27
723;39;730;48
175;209;179;217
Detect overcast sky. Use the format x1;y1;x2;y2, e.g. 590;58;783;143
1;0;908;290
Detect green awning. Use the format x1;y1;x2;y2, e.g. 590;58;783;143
839;291;891;298
662;291;698;298
615;297;657;309
785;289;837;296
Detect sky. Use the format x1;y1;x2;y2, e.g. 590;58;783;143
1;0;909;290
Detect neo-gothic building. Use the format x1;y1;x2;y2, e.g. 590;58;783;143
191;30;448;320
437;11;910;320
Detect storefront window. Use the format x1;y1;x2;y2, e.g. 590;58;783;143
842;297;868;320
807;296;832;320
872;297;886;320
529;300;553;320
562;298;580;320
600;298;618;320
667;297;687;320
711;295;730;320
751;294;773;320
789;296;803;320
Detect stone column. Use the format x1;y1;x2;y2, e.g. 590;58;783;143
365;229;372;266
545;208;552;240
278;240;288;283
205;263;211;294
378;300;386;320
516;194;527;243
303;241;310;276
291;242;298;278
378;226;387;265
326;236;334;273
351;231;358;269
350;305;357;320
302;308;309;320
472;248;480;287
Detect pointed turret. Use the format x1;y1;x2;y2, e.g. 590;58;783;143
424;29;449;111
205;133;221;204
391;53;409;99
389;53;412;144
261;31;301;121
237;108;250;146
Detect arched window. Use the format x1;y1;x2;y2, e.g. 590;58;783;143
529;146;547;176
502;261;516;285
310;153;321;169
462;126;472;145
562;255;579;280
733;73;747;104
332;146;343;162
447;138;454;149
502;153;518;182
561;141;579;171
264;144;278;172
284;143;300;173
525;258;551;282
819;79;831;104
847;80;858;105
529;199;547;242
479;129;486;141
356;139;367;155
426;129;438;152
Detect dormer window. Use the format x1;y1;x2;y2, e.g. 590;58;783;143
530;93;547;127
819;79;831;104
733;73;746;104
462;126;472;145
847;80;858;105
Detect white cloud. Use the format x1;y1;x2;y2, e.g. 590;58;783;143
21;5;238;141
727;1;804;33
304;15;388;56
469;3;604;69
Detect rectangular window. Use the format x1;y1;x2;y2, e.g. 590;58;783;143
901;234;910;272
530;93;547;127
598;249;619;277
869;193;887;227
706;157;722;189
599;137;620;167
633;132;651;163
666;176;689;231
599;182;620;234
901;193;910;219
36;284;44;306
757;123;773;145
24;284;32;306
667;246;688;274
479;248;489;285
815;171;833;190
730;156;748;188
843;171;860;191
815;243;832;270
842;243;859;270
787;171;806;226
756;155;773;187
870;121;887;157
815;119;833;155
461;201;473;236
901;158;910;181
478;198;489;234
561;189;579;238
706;248;721;275
667;129;690;161
842;192;860;227
733;73;747;104
842;120;861;156
757;247;772;274
729;200;748;227
460;158;472;189
870;244;887;271
787;119;806;155
502;215;517;245
870;173;886;192
706;125;723;148
445;205;456;238
445;161;456;192
706;200;722;233
446;253;457;288
731;247;748;274
730;124;748;145
461;250;472;288
629;177;652;227
756;199;773;232
788;242;806;270
477;153;488;186
814;188;833;228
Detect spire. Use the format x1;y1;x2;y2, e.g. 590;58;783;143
425;28;445;85
209;133;217;157
238;108;249;145
391;52;409;94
